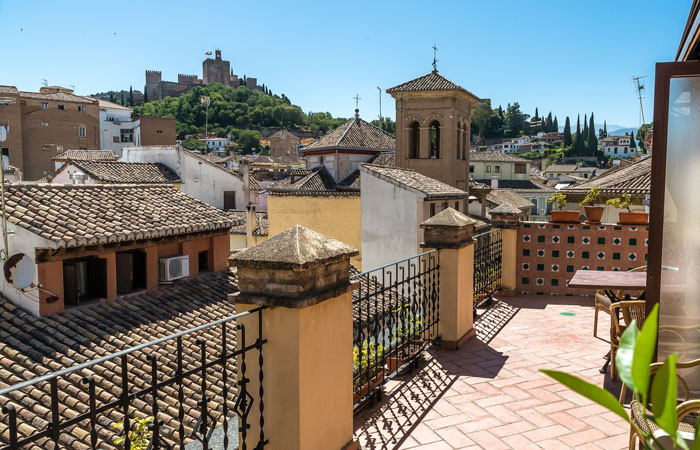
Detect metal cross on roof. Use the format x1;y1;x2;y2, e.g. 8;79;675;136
353;94;361;110
432;44;438;71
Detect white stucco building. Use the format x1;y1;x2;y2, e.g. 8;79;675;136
360;164;470;271
98;100;140;154
120;146;247;210
599;135;638;158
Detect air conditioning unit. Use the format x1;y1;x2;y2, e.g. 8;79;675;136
159;255;189;282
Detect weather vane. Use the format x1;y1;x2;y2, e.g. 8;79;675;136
432;44;438;71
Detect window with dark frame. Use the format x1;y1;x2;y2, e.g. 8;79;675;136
198;250;209;273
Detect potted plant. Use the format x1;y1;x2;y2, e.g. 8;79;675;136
580;185;605;224
606;193;649;225
353;340;385;405
386;306;426;375
548;193;580;223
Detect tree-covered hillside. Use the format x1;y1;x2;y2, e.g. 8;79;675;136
132;83;349;138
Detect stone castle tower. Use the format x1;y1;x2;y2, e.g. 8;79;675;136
203;50;231;85
387;69;480;191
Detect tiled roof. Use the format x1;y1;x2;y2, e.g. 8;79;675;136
302;116;395;152
4;184;236;248
268;129;299;139
52;149;118;161
249;176;262;190
229;210;269;236
0;271;240;449
371;151;396;167
565;157;651;195
362;164;468;199
96;99;132;110
338;170;361;188
251;154;302;165
469;152;530;163
474;179;550;191
386;70;479;100
0;86;19;94
486;189;533;210
544;164;578;172
267;166;349;193
49;161;181;184
19;90;96;104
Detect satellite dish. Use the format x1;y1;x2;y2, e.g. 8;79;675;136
4;253;36;289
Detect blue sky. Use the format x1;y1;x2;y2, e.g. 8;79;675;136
0;0;691;129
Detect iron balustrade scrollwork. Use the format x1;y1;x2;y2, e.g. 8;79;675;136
473;228;503;310
0;306;269;450
351;250;440;412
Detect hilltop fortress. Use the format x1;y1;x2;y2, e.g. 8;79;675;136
145;50;262;100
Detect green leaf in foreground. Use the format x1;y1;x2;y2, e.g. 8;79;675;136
633;304;659;404
691;415;700;450
651;354;678;442
541;369;630;422
616;319;639;392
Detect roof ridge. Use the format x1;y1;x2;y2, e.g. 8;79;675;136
336;117;357;146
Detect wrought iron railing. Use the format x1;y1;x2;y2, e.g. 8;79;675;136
0;306;268;450
351;250;439;412
473;228;502;310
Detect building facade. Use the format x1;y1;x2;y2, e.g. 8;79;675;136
0;85;100;180
598;134;637;158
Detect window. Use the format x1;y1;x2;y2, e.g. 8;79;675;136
429;120;440;158
514;163;526;174
408;122;419;159
41;121;49;127
223;191;236;210
40;103;48;109
58;104;65;110
1;148;8;158
79;126;86;138
469;165;474;173
495;165;501;173
454;201;459;210
462;127;468;159
486;164;491;173
113;136;120;143
615;148;618;154
41;146;51;152
198;250;209;273
120;128;134;143
430;203;436;217
78;106;85;112
624;148;628;154
116;251;147;295
63;257;107;305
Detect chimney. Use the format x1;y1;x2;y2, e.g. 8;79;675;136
490;178;498;189
240;158;250;207
246;203;257;248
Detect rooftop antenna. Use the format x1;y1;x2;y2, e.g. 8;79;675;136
353;94;361;118
376;87;382;120
41;79;48;87
632;76;646;125
432;44;439;71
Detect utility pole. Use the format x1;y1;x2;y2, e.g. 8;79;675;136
632;76;646;125
377;87;382;120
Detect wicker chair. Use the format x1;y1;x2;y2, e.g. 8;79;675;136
593;265;646;338
609;300;647;381
626;359;700;449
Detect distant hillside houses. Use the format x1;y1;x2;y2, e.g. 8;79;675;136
598;134;638;158
483;131;562;154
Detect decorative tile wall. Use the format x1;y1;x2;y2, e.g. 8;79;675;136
517;222;648;295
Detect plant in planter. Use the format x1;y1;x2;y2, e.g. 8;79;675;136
580;185;605;223
541;305;700;450
548;193;580;223
607;193;649;225
387;304;426;374
353;340;385;403
114;416;154;450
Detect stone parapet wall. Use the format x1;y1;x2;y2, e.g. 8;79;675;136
516;221;648;296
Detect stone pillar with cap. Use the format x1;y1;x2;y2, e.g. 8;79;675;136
420;207;478;349
490;204;522;293
229;225;359;450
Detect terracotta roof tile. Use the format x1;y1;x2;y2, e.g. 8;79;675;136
4;184;236;248
486;189;533;210
228;210;268;236
469;152;530;163
267;167;343;193
302;117;395;152
52;150;118;162
387;70;479;100
0;271;241;449
362;164;468;199
565;157;651;195
50;161;181;184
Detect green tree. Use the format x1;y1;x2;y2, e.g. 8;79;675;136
629;128;637;149
109;91;115;103
370;117;396;135
471;101;494;138
534;107;539;120
603;120;607;137
582;114;589;154
129;86;134;106
587;113;597;156
563;116;572;146
181;137;206;152
572;114;582;155
235;129;261;154
503;102;529;137
553;116;559;133
143;85;148;103
121;91;125;106
637;123;652;153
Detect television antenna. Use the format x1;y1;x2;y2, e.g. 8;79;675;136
376;87;382;120
632;76;646;125
0;97;15;261
41;79;48;87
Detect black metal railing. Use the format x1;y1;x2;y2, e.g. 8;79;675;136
0;306;269;450
473;228;502;310
351;250;439;412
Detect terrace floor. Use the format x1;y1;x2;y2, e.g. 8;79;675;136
353;295;629;449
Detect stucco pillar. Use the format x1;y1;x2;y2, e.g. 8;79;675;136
180;240;196;279
420;208;478;349
229;225;359;450
37;261;63;316
419;126;430;159
490;205;522;293
210;233;230;272
143;247;159;290
98;253;117;300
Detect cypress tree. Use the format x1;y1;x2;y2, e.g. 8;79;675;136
603;120;607;137
587;113;597;156
546;112;553;132
534;107;539;120
121;91;125;105
143;85;148;103
564;116;572;146
109;91;114;102
129;86;134;106
553;116;559;133
573;114;582;154
630;128;637;149
582;114;589;154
